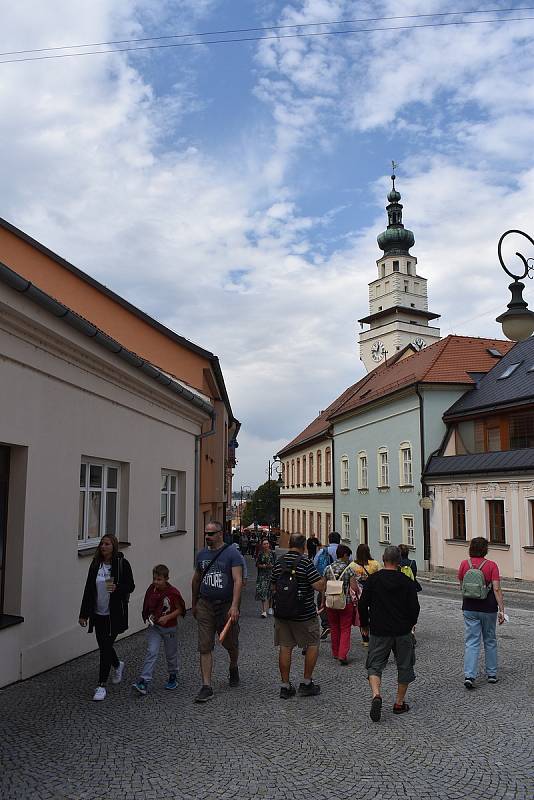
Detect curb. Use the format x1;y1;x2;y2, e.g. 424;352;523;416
418;576;534;596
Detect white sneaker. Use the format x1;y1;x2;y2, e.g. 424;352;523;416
111;661;125;684
93;686;107;701
267;608;274;616
261;611;267;618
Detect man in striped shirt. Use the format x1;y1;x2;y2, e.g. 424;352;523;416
271;533;325;699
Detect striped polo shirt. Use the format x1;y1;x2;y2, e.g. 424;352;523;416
271;552;322;621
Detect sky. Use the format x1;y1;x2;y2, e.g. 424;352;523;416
2;1;534;488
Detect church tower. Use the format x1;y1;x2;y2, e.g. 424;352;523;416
359;168;441;372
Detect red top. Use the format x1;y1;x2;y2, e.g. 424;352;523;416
142;583;186;627
458;557;500;613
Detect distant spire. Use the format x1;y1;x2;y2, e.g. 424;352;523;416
377;166;415;255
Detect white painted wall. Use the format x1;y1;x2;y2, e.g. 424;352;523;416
0;286;209;687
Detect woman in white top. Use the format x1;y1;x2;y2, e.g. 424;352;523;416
79;534;135;701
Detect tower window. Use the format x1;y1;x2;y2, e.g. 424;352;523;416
380;265;385;278
404;281;409;292
393;261;400;272
407;261;412;274
410;303;415;308
378;306;382;311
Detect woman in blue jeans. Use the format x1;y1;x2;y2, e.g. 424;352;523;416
458;537;505;689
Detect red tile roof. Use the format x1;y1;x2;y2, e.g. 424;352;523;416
277;336;514;456
328;335;514;421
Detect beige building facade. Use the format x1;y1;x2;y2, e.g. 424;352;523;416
0;274;212;687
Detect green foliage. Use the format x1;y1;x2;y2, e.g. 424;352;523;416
240;500;254;528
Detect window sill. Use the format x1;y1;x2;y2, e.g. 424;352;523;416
377;486;390;492
399;484;414;490
488;543;510;551
0;614;24;631
378;540;391;546
358;488;369;493
325;481;331;486
523;546;534;552
78;541;131;558
340;488;350;493
316;483;322;487
160;529;187;539
444;538;468;546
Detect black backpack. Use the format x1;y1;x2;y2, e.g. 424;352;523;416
273;555;305;619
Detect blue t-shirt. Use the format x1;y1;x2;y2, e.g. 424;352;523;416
196;545;245;602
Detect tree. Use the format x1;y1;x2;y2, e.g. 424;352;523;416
251;480;280;527
240;500;254;528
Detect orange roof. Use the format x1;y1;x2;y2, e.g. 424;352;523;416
328;335;514;421
276;385;357;456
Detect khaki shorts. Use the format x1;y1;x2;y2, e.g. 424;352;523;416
274;616;320;649
196;597;239;656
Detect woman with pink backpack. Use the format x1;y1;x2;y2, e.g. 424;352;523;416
324;545;360;665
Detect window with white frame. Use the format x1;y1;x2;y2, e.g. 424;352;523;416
380;514;391;543
357;451;368;490
342;513;350;540
302;455;307;485
378;448;389;487
402;515;415;548
161;470;181;533
79;460;120;546
399;442;413;486
341;456;350;490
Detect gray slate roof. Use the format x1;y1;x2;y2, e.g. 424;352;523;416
445;337;534;418
425;448;534;477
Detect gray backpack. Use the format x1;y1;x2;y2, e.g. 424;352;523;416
461;558;491;599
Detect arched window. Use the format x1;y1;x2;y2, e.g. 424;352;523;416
399;442;413;486
302;455;307;485
285;461;290;488
325;447;331;484
302;510;307;535
316;450;322;485
357;451;368;490
377;447;389;487
296;458;301;487
291;459;295;487
309;452;314;485
281;462;285;488
340;456;350;490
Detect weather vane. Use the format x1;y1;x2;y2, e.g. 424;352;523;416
391;159;398;174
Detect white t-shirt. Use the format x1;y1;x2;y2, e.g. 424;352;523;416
95;563;112;615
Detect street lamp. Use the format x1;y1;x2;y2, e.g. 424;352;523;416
495;229;534;341
268;456;284;487
239;484;252;531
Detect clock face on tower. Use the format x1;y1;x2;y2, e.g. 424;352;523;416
371;340;386;362
412;337;426;351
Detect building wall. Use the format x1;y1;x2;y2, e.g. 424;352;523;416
333;386;467;567
0;225;233;549
278;437;333;544
428;478;534;581
279;497;334;545
0;286;208;687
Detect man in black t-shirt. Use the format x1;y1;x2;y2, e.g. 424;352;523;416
271;533;325;699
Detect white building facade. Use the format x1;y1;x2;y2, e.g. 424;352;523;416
0;274;211;687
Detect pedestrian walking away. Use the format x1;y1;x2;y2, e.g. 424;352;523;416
324;544;359;665
358;545;419;722
398;543;422;641
458;537;506;690
78;534;135;701
191;520;245;703
314;531;341;640
272;533;325;699
306;534;321;560
349;543;381;647
255;539;276;617
132;564;186;696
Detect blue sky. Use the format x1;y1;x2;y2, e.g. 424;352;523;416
2;1;534;487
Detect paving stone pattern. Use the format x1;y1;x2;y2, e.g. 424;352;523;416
1;566;533;800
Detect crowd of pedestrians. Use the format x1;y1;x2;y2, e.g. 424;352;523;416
78;524;506;721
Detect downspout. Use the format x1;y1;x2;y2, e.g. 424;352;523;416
415;384;430;568
330;430;335;535
194;412;217;560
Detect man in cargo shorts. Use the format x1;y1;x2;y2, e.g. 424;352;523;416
192;521;245;703
271;533;325;699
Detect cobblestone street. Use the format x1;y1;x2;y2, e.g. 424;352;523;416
1;567;533;800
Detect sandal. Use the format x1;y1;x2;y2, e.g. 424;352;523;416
393;702;410;714
370;695;382;722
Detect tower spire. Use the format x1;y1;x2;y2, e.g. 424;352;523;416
377;167;414;256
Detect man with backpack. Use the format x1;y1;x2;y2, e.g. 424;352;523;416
271;533;325;699
314;531;341;640
458;537;505;690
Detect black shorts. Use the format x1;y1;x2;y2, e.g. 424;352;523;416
366;633;416;684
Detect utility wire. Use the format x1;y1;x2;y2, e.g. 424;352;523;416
1;7;532;57
1;13;534;64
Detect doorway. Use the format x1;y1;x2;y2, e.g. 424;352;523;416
0;446;10;615
360;516;369;545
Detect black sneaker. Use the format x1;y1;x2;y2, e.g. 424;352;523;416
339;658;349;666
298;681;321;697
320;627;330;641
280;684;296;700
194;685;214;703
464;677;475;690
229;667;240;687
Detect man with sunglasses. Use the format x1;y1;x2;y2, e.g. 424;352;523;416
192;520;245;703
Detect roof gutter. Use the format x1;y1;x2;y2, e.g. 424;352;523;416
0;260;214;418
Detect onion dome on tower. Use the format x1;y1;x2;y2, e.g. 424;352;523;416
377;171;415;256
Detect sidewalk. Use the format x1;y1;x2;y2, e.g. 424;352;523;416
419;569;534;595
